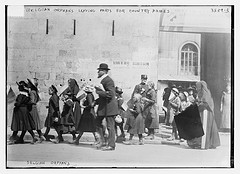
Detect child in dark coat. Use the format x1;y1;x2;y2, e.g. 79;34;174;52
115;87;125;141
70;85;98;145
43;85;61;140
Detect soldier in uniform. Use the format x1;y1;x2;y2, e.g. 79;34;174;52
131;74;149;99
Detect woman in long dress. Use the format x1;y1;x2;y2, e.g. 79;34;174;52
56;78;82;143
187;81;220;149
220;82;231;132
64;79;82;135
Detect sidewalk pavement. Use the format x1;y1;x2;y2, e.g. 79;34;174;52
6;123;230;145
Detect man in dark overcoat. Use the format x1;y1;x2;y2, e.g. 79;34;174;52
95;63;118;151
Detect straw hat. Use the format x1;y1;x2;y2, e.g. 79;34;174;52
172;87;179;94
83;85;94;93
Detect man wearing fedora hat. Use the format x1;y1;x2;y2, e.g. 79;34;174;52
95;63;118;151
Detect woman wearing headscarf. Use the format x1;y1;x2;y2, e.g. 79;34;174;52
64;78;82;132
56;78;81;142
187;81;220;149
142;81;159;140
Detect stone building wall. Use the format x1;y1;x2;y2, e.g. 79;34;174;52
7;6;163;125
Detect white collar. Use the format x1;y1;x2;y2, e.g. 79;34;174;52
19;91;28;96
98;74;108;82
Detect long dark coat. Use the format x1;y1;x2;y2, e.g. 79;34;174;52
44;93;60;128
62;79;82;131
76;93;96;132
96;76;118;117
11;93;35;131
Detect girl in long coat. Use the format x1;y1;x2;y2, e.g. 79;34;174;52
143;81;159;140
9;81;37;144
27;78;45;142
43;85;61;140
70;85;98;145
187;81;220;149
124;93;145;145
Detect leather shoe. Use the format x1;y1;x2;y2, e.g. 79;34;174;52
14;139;25;144
101;146;115;151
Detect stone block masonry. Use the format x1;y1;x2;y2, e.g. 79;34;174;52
7;6;161;125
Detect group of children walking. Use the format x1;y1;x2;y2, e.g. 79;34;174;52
9;79;45;144
8;78;126;145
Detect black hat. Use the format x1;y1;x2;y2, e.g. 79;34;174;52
51;85;58;93
16;81;28;88
97;63;110;70
16;81;29;91
141;74;148;79
115;86;123;94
